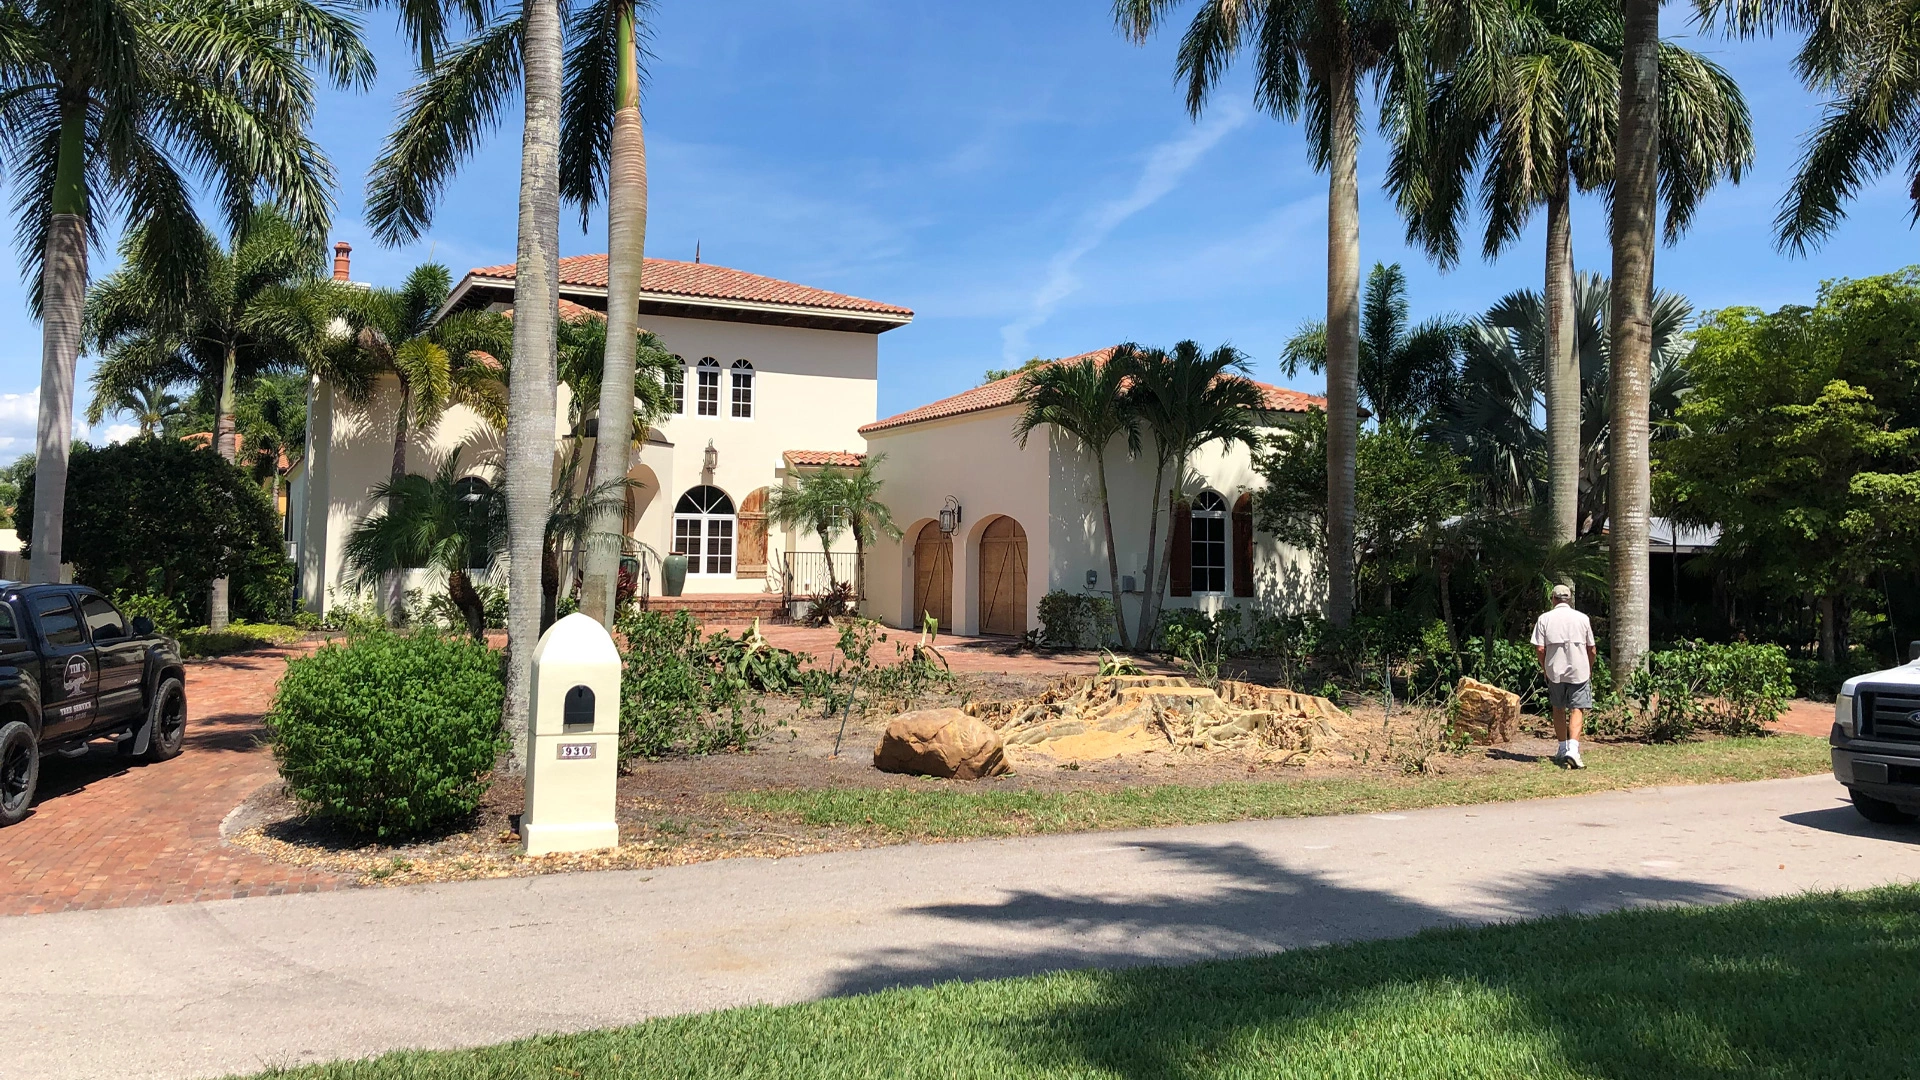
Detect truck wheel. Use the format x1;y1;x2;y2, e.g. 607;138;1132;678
1850;788;1916;825
0;720;39;827
141;677;187;762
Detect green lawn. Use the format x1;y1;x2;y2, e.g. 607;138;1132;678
246;883;1920;1079
731;736;1831;841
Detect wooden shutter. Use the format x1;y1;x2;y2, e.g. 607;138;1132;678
1170;499;1193;598
737;486;768;577
1232;493;1255;597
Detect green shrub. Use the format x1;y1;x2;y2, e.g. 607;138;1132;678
264;630;506;837
1036;590;1116;649
615;610;776;759
1413;637;1549;708
113;591;187;636
178;621;305;658
1619;641;1794;741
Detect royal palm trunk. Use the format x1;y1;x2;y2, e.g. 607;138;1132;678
1544;163;1580;551
582;3;649;626
30;106;88;586
504;0;566;767
1324;63;1362;629
1607;0;1660;681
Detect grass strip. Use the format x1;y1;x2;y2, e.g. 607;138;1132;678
729;736;1831;840
246;882;1920;1079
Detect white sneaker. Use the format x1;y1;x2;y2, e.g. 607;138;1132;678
1565;746;1586;769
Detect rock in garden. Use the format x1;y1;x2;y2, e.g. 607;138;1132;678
873;709;1009;779
1453;677;1521;745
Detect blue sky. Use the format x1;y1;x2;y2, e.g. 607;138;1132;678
2;0;1915;453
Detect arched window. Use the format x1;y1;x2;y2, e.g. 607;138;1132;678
667;355;686;415
673;485;736;575
1190;491;1228;594
454;476;495;570
695;357;721;416
730;359;755;419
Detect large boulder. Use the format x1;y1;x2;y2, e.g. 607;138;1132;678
1453;677;1521;745
874;709;1009;779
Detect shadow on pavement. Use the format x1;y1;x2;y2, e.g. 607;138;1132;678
1783;804;1920;845
827;838;1746;997
821;838;1917;1079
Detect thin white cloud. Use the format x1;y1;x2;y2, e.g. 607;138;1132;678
999;105;1251;363
0;388;37;451
99;423;139;445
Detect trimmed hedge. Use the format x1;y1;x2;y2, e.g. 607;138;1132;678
265;630;505;837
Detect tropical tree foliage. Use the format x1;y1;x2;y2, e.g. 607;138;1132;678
1659;269;1920;663
1014;353;1139;647
84;205;338;628
344;445;503;640
0;0;370;586
1283;263;1464;427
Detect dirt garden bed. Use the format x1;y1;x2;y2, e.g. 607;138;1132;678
222;665;1829;889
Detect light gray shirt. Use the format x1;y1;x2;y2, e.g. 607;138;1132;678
1531;603;1595;684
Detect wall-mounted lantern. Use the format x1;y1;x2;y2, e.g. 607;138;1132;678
702;440;718;473
938;495;963;536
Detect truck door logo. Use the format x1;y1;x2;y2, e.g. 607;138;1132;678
63;654;90;695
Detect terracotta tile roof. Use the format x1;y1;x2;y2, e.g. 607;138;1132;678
499;297;604;321
859;347;1326;435
466;255;911;318
784;450;866;468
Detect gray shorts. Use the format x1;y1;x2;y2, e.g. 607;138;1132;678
1547;680;1593;711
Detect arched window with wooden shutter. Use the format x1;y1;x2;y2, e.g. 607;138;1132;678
1169;498;1193;598
1232;493;1255;597
737;486;769;578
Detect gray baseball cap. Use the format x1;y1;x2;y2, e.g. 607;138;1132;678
1551;583;1573;603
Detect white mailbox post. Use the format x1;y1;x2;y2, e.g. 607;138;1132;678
522;613;621;856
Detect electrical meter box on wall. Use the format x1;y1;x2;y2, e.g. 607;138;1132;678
521;613;621;856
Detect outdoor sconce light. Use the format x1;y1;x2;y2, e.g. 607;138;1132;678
938;495;962;535
703;440;718;473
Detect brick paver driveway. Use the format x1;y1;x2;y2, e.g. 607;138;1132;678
0;645;347;916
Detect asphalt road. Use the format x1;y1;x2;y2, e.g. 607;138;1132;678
5;774;1917;1080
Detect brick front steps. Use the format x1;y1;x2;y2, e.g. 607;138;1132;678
633;594;789;623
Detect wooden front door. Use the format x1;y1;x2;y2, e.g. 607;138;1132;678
977;516;1028;637
912;522;953;631
737;487;769;578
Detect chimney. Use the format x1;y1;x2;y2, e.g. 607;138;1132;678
332;241;352;282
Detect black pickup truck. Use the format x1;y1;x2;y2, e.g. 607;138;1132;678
0;582;188;827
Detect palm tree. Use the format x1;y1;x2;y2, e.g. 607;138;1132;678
1699;0;1917;252
1436;274;1695;524
327;264;512;485
1;0;370;586
1013;354;1139;647
1609;0;1661;680
366;0;657;754
1282;262;1463;428
344;445;503;641
570;0;656;626
1115;0;1434;628
103;379;183;439
235;373;309;532
765;470;851;592
85;206;338;629
1123;340;1266;648
831;455;903;610
1391;0;1749;553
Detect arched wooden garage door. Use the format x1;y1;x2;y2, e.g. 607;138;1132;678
912;521;953;630
977;516;1028;637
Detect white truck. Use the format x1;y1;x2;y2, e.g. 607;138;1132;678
1835;653;1920;824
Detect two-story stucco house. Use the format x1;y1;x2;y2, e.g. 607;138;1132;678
290;253;910;617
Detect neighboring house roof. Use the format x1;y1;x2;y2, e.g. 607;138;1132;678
859;347;1328;435
449;255;913;334
784;450;866;468
183;431;292;472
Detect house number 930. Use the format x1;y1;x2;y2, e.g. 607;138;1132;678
557;742;597;760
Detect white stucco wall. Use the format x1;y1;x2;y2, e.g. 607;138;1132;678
865;406;1052;635
866;409;1323;640
300;312;883;613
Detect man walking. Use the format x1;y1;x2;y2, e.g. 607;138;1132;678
1532;583;1596;769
